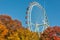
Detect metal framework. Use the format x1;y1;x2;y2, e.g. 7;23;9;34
25;2;49;34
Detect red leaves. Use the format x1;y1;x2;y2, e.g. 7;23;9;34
40;26;60;40
0;15;60;40
53;36;60;40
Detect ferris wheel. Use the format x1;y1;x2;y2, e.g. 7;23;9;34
25;2;49;33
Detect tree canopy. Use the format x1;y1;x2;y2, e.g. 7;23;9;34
0;15;60;40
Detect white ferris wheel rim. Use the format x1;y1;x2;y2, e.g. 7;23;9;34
26;2;49;32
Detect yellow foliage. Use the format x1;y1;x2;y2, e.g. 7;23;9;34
0;15;40;40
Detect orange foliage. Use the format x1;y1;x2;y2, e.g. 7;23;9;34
40;26;60;40
0;15;39;40
0;21;8;36
0;15;60;40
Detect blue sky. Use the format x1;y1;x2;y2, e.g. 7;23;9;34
0;0;60;27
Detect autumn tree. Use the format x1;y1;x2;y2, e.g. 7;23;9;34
40;26;60;40
0;15;39;40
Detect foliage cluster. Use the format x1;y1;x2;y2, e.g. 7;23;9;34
0;15;39;40
40;26;60;40
0;15;60;40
